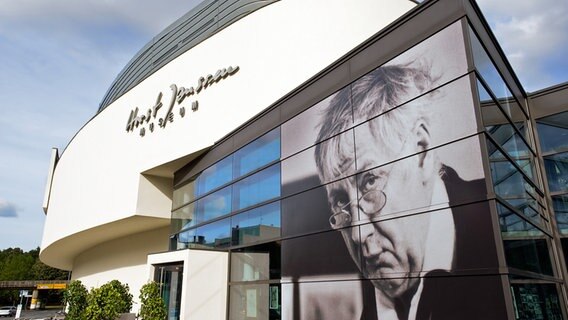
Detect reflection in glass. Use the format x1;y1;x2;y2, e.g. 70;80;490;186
231;202;281;246
230;242;281;282
198;186;232;222
171;202;196;234
488;140;544;227
176;217;231;249
229;284;281;320
154;264;183;320
498;203;553;276
510;283;562;320
480;79;536;183
543;152;568;193
197;156;233;196
234;128;280;179
172;179;196;209
233;164;281;210
469;27;526;121
537;112;568;154
553;195;568;235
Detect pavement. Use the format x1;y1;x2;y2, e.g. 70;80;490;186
4;309;65;320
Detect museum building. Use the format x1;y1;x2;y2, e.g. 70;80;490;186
40;0;568;319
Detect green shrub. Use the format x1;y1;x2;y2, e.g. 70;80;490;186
63;280;88;320
138;282;167;320
85;280;133;320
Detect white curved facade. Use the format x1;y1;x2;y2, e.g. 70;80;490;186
40;0;415;313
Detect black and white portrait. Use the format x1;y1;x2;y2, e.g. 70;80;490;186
280;21;506;320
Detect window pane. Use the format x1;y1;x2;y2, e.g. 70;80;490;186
233;164;281;210
176;218;231;249
553;195;568;235
488;140;544;227
229;284;281;320
510;283;563;320
234;128;280;179
537;112;568;154
172;179;196;209
479;79;535;181
197;186;232;222
543;152;568;193
171;202;196;234
231;202;281;246
498;203;553;276
197;156;233;196
230;242;281;282
469;28;526;122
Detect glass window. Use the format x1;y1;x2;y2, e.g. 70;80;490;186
231;202;281;246
480;81;539;187
510;283;563;320
234;128;280;179
233;164;281;211
469;27;526;121
176;218;231;249
488;141;545;227
197;186;232;222
543;152;568;193
197;156;233;196
553;195;568;235
479;79;532;161
171;202;196;234
172;179;196;209
230;242;281;282
537;112;568;154
229;283;281;320
498;203;553;276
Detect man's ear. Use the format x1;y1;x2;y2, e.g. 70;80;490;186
414;120;435;183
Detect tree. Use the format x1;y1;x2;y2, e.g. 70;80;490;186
85;280;133;320
138;282;166;320
63;280;88;320
0;247;70;305
30;259;69;280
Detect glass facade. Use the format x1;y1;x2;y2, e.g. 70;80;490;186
167;12;568;320
470;25;564;320
171;128;282;250
537;112;568;289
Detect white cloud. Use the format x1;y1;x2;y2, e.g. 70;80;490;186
476;0;568;91
0;0;202;250
0;0;203;35
0;199;18;218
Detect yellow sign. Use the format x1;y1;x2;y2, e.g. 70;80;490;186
37;283;67;290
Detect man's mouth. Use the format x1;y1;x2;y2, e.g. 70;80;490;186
365;251;390;272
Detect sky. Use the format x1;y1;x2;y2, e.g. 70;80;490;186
0;0;567;252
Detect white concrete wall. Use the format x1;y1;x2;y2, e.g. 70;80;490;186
41;0;416;269
71;227;169;313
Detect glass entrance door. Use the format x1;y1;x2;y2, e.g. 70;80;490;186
154;263;184;320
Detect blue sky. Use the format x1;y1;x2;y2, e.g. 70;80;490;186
0;0;566;252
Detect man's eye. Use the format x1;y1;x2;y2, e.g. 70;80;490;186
333;194;349;210
362;173;378;192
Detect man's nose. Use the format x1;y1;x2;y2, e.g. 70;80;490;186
358;219;377;243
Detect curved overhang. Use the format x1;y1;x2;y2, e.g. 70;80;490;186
40;215;169;270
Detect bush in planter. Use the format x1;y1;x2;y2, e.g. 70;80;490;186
138;282;167;320
63;280;88;320
85;280;133;320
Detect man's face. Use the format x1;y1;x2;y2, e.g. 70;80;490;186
324;124;435;298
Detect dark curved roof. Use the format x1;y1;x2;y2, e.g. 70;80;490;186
98;0;278;113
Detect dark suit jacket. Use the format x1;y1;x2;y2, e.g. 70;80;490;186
360;166;507;320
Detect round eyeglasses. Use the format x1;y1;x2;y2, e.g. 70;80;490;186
329;189;387;229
